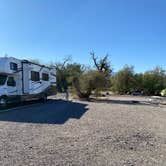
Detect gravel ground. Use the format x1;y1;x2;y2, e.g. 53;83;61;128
0;95;166;166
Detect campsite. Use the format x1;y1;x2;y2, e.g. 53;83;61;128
0;94;166;165
1;0;166;165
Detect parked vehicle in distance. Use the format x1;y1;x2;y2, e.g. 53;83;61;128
130;90;144;96
0;57;56;107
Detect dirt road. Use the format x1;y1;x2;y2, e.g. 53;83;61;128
0;96;166;166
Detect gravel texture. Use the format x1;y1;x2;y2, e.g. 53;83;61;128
0;95;166;166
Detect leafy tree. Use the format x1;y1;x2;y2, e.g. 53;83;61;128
143;67;166;95
72;52;112;99
65;63;85;86
55;57;84;92
133;73;144;91
54;57;72;92
111;66;166;96
111;66;135;94
73;70;110;99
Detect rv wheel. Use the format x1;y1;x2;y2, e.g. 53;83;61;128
0;97;7;108
41;94;47;103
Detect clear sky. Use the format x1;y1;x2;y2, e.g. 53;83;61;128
0;0;166;72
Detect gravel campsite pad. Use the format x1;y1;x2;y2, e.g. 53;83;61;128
0;96;166;166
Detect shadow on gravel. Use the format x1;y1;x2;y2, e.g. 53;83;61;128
0;100;42;111
0;99;88;124
90;98;160;106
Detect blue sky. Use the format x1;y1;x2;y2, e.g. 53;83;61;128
0;0;166;72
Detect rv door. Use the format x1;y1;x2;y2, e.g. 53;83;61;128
6;76;17;96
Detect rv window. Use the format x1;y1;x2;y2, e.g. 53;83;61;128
10;62;18;71
7;77;16;87
42;73;49;81
0;75;7;85
31;71;40;81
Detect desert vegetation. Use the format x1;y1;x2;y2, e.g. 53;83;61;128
48;53;166;99
111;66;166;96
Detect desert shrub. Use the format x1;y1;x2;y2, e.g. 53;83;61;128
111;66;166;96
143;67;166;95
133;73;144;91
55;60;84;92
73;71;111;99
72;53;112;99
111;66;135;94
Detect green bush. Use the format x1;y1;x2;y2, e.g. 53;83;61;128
111;66;135;94
56;62;84;92
143;67;166;95
111;66;166;96
161;89;166;97
73;71;111;99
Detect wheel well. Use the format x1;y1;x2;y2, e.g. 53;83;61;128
39;93;47;99
43;92;48;97
0;95;8;106
1;95;7;99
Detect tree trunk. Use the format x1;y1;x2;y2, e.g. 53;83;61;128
72;77;91;99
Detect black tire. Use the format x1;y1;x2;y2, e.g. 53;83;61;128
0;97;7;108
40;94;47;103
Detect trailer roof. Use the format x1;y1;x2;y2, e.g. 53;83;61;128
0;57;55;70
21;60;55;70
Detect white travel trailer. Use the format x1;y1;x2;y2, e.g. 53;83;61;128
0;57;56;107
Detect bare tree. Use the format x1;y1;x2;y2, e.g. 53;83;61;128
90;52;112;74
54;56;72;92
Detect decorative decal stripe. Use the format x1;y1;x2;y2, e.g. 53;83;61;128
29;84;45;91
